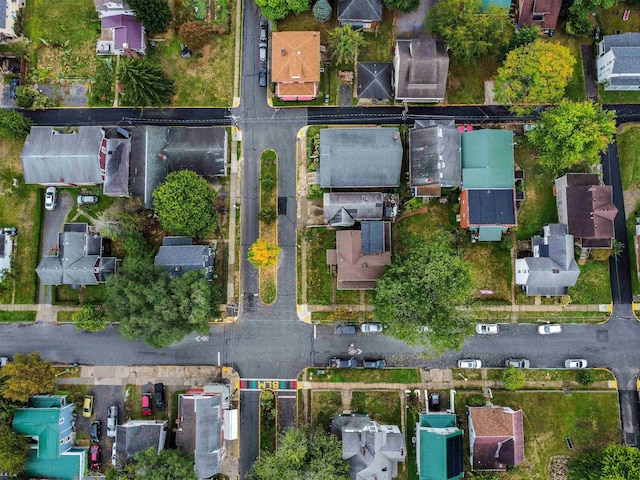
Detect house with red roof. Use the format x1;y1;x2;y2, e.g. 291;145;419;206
468;406;524;471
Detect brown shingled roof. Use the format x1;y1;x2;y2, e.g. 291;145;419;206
271;31;320;84
469;406;524;471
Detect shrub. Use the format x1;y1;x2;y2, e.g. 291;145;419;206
501;366;526;391
467;395;486;407
576;369;595;386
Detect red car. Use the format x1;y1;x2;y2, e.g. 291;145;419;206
142;393;152;416
90;444;101;470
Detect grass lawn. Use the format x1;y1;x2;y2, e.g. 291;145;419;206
57;311;75;322
599;4;640;36
53;285;80;305
406;406;420;480
569;259;611;304
259;390;277;455
311;390;343;429
124;384;141;419
308;368;420;384
598;84;640;104
446;56;499;104
484;367;615;387
0;311;37;322
350;391;402;426
0;139;41;304
627;212;640;296
514;144;558;240
358;9;394;63
305;227;334;305
548;29;587;102
456;390;620;479
259;149;278;304
473;308;608;323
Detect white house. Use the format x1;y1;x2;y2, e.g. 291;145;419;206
596;33;640;91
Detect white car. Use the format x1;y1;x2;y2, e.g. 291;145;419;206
111;442;117;467
476;324;499;335
458;359;482;369
44;186;57;211
538;324;562;335
565;359;588;369
360;323;382;333
106;405;118;437
0;356;8;367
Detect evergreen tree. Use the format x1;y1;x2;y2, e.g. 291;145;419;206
118;58;175;108
312;0;332;22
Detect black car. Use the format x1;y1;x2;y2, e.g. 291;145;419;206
429;392;441;412
90;420;101;443
154;383;166;409
334;324;356;335
259;67;267;88
260;19;268;43
363;359;386;369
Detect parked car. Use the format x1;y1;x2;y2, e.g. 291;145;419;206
154;383;166;409
82;395;94;418
538;324;562;335
475;324;499;335
259;67;267;88
106;405;118;437
8;78;18;99
141;393;152;416
505;358;530;368
334;324;357;335
458;359;482;369
259;42;267;62
0;356;7;367
329;357;357;368
44;186;57;211
77;195;98;206
260;19;268;42
90;421;101;443
111;442;117;467
429;392;441;411
565;359;588;369
360;323;382;333
363;359;386;369
89;444;101;470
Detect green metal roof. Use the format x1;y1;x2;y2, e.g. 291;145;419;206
481;0;512;8
477;226;507;241
461;130;514;189
13;409;63;459
417;414;464;480
24;448;85;480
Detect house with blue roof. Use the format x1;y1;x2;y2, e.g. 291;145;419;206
416;413;464;480
459;130;516;241
12;395;86;480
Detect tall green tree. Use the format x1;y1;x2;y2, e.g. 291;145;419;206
500;25;540;59
106;258;213;349
127;0;172;34
426;0;512;65
328;26;366;66
256;0;310;21
567;0;615;36
0;109;31;139
527;100;616;173
153;170;218;239
107;447;197;480
118;58;175;108
0;423;30;476
250;427;350;480
374;232;474;353
383;0;420;13
495;40;575;113
312;0;332;22
0;352;55;403
73;304;109;333
569;445;640;480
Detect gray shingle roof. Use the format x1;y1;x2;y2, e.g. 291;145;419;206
323;192;384;227
21;127;103;185
115;420;167;464
154;237;215;279
103;139;131;196
318;128;403;188
129;126;227;208
357;62;393;99
409;121;461;189
394;39;449;102
176;394;223;478
36;223;118;286
338;0;382;23
516;223;580;296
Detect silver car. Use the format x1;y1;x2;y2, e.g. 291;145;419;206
505;358;530;368
458;359;482;369
106;405;118;437
360;323;382;333
565;359;588;369
259;42;267;63
44;186;57;211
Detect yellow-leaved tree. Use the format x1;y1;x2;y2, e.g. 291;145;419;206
248;239;280;268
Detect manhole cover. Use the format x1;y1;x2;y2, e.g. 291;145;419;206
596;329;609;342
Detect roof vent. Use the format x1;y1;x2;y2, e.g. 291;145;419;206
175;266;181;272
362;263;368;268
297;50;301;55
393;131;400;141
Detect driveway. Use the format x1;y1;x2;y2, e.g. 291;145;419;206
81;385;122;472
395;0;438;39
39;191;73;304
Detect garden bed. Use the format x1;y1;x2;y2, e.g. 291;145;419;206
307;368;420;384
259;149;277;304
259;389;277;455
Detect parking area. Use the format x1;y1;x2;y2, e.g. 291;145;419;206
81;385;122;472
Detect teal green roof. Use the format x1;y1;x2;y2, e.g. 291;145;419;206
13;409;64;459
417;413;464;480
24;448;85;480
481;0;511;8
477;226;507;241
29;396;65;408
461;130;514;189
